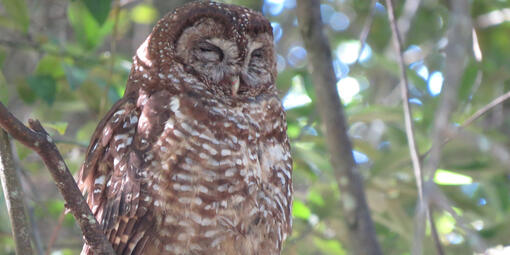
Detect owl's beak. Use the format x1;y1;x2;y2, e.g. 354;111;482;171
232;76;240;97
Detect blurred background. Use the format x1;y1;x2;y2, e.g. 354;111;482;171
1;0;510;254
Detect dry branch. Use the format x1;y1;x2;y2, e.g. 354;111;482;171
0;130;34;255
296;1;382;254
0;102;114;255
385;0;443;254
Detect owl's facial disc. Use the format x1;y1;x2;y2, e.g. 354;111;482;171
175;18;274;98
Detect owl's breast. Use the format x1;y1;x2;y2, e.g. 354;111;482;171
139;93;291;254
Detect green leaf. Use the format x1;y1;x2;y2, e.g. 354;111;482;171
308;189;325;207
35;55;65;78
16;79;36;104
80;0;112;25
63;64;88;90
458;61;479;101
293;200;311;220
68;1;114;49
27;75;57;105
313;237;346;255
43;121;68;135
131;4;158;24
0;0;29;33
434;169;473;185
436;212;455;234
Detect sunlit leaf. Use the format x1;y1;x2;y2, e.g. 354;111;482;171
27;75;57;105
308;189;325;207
43;121;69;135
81;0;112;25
131;4;158;24
293;200;311;220
286;123;300;139
434;169;473;185
436;212;455;234
313;237;346;255
68;1;114;49
0;0;29;33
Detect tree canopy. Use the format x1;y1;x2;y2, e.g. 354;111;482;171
1;0;510;254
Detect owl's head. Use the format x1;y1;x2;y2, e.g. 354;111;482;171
130;1;277;99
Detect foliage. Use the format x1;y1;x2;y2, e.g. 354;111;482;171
0;0;509;254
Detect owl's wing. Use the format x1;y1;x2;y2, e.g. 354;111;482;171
78;96;152;255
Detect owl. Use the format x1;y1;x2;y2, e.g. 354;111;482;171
77;2;292;255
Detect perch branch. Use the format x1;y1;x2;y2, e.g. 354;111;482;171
0;102;115;255
385;0;443;254
0;130;34;255
421;90;510;160
296;1;382;254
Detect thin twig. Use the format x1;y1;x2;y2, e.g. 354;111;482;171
0;130;34;255
385;0;425;209
45;211;66;255
357;0;377;63
428;209;444;255
461;90;510;129
296;1;382;254
421;90;510;160
0;38;100;64
0;102;114;254
385;0;443;254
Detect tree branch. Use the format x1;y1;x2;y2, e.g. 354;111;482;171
385;0;443;254
0;102;115;255
296;1;382;254
0;130;34;255
421;90;510;160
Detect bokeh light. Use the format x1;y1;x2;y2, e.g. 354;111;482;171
428;71;444;96
337;76;360;104
282;75;312;110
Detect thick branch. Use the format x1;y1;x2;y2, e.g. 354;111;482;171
296;1;382;254
0;102;114;255
0;130;34;255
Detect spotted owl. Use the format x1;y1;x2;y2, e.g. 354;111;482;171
78;2;292;254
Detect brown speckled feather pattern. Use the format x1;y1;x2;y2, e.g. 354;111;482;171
78;2;292;254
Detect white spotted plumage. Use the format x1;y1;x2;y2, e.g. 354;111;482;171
79;2;291;255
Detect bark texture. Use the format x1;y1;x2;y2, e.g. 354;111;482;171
0;130;34;255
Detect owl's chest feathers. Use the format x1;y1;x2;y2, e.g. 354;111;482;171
135;91;289;251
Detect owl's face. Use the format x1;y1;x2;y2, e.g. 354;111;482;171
175;18;275;97
139;1;277;99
